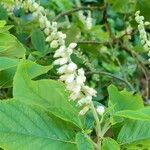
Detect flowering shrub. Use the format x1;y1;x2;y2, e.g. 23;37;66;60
0;0;150;150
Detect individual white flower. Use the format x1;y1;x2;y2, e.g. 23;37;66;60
66;62;77;73
76;75;86;85
57;65;67;74
54;46;66;58
144;21;150;26
50;40;59;48
77;96;92;106
66;81;81;93
53;57;68;65
69;43;77;49
57;32;66;39
33;2;39;9
96;105;105;116
45;36;52;42
45;21;51;28
51;31;58;39
78;68;85;76
44;28;50;35
66;48;73;55
60;73;75;84
76;69;86;85
70;92;81;100
82;85;97;97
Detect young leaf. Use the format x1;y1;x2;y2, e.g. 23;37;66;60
114;107;150;121
136;0;150;20
0;33;26;58
108;84;144;112
31;28;46;53
107;0;132;13
102;138;120;150
0;59;52;88
76;133;94;150
0;57;19;71
13;60;83;129
122;138;150;150
118;119;150;145
0;100;77;150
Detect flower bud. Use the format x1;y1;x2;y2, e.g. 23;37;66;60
77;96;92;106
65;74;75;83
33;2;39;9
66;62;77;73
50;40;59;48
57;65;67;74
53;57;68;65
96;105;105;115
144;21;150;26
69;43;77;49
44;28;50;35
45;36;52;42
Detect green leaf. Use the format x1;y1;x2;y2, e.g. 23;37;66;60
122;139;150;150
0;57;19;71
0;67;16;88
65;25;80;45
0;20;6;27
0;33;26;58
102;138;120;150
0;60;51;88
0;0;14;5
107;0;133;13
0;20;13;32
136;0;150;20
114;107;150;121
0;100;77;150
13;60;83;128
76;133;94;150
118;120;150;145
0;5;8;20
22;60;52;79
90;26;109;42
108;85;144;112
31;28;46;53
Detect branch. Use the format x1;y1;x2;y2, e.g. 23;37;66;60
121;46;150;98
77;41;108;45
53;6;104;21
86;71;134;90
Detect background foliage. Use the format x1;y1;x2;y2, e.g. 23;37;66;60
0;0;150;149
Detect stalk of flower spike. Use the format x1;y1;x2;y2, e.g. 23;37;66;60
135;11;150;61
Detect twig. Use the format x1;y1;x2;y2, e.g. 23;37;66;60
86;71;134;90
121;46;150;98
102;2;113;39
53;6;104;21
77;41;108;45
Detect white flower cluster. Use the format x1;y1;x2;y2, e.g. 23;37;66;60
54;43;97;115
135;11;150;61
7;0;97;115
